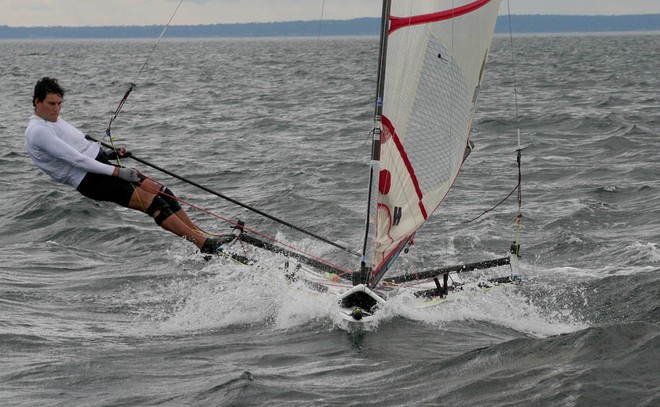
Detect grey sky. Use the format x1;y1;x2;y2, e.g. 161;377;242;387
1;0;659;27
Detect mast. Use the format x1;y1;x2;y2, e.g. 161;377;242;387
357;0;392;286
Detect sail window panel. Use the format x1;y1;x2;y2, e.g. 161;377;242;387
406;36;471;199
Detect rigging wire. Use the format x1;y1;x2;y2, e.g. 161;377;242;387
465;0;524;246
100;0;184;214
506;0;524;256
295;0;326;178
506;0;522;150
104;0;184;144
316;0;326;40
97;0;184;222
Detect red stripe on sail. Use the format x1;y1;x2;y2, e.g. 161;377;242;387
382;116;428;219
372;236;408;281
376;202;395;244
389;0;494;34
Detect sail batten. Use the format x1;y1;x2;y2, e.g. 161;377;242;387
367;0;502;285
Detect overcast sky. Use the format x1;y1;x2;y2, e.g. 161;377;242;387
2;0;659;27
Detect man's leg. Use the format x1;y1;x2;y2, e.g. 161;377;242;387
141;178;199;231
127;185;208;249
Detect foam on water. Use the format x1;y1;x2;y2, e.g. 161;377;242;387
2;33;659;406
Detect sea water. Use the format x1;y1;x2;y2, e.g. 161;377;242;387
1;33;659;406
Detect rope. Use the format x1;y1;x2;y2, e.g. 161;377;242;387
464;181;519;224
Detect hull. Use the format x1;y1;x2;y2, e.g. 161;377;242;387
219;232;521;331
288;255;521;330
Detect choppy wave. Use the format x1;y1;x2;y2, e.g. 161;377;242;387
1;33;659;406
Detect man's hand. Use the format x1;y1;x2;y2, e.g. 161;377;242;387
106;147;132;160
117;168;141;183
118;148;131;158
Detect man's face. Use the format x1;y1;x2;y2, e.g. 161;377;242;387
35;93;62;122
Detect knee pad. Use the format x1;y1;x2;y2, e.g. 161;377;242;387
159;187;182;212
146;196;174;225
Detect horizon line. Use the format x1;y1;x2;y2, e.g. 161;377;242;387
2;13;659;29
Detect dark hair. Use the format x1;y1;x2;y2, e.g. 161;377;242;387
33;77;65;107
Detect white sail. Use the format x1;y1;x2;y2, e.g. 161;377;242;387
370;0;502;280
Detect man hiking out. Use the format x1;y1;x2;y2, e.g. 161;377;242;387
25;77;226;255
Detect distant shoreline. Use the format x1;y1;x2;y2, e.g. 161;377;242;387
1;15;658;39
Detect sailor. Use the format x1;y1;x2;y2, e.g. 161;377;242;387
25;77;225;254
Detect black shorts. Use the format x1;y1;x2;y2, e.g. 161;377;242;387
76;152;136;208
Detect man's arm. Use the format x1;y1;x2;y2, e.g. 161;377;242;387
32;126;116;176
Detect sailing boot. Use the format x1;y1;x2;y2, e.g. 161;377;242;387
200;235;253;265
200;235;236;255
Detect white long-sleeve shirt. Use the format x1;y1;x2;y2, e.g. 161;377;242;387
25;115;115;188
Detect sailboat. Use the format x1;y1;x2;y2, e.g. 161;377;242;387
210;0;522;326
97;0;521;327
